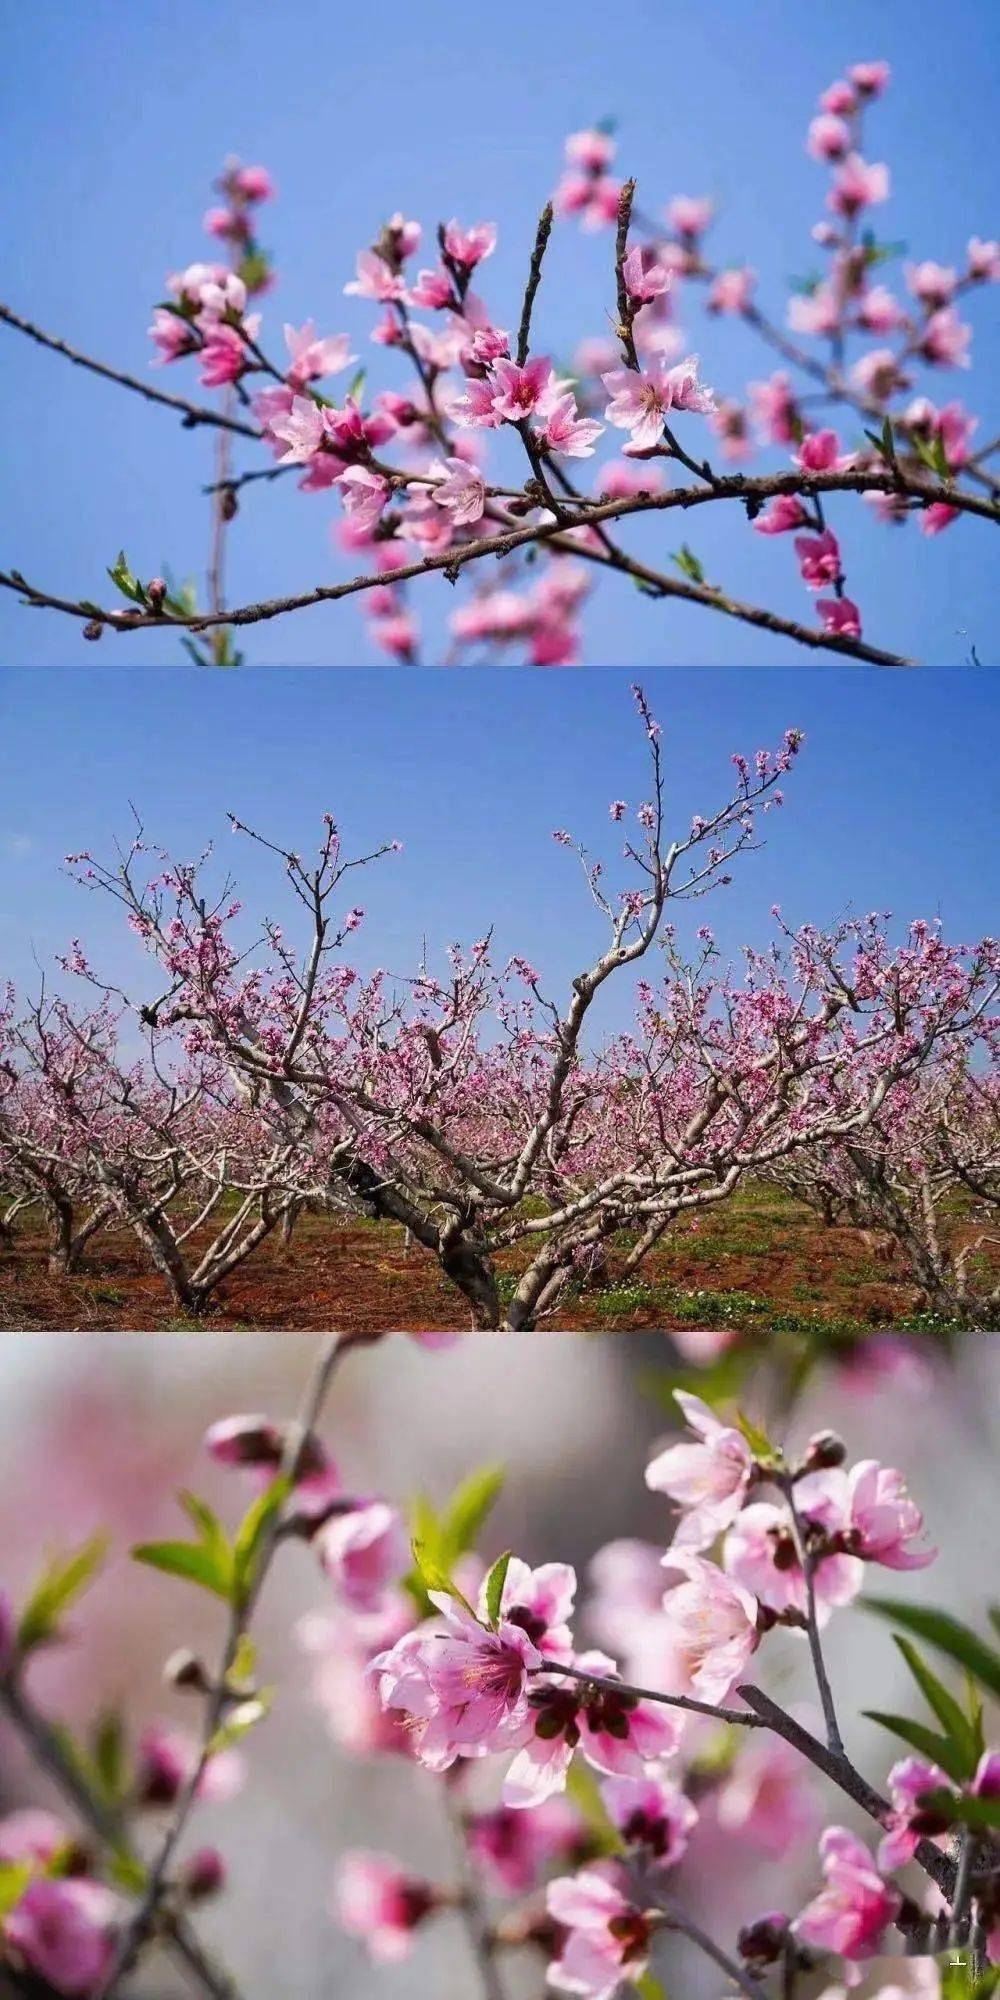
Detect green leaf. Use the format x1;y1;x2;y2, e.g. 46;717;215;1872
863;1599;1000;1701
635;1976;669;2000
734;1408;782;1467
107;1849;148;1896
565;1758;621;1855
90;1709;128;1808
232;1476;290;1605
863;1709;971;1786
131;1539;232;1599
894;1637;980;1776
917;1788;1000;1831
0;1862;32;1918
17;1536;108;1653
940;1959;1000;2000
107;550;146;606
207;1689;273;1757
439;1464;506;1564
483;1551;513;1629
670;543;706;586
346;368;367;405
411;1541;476;1618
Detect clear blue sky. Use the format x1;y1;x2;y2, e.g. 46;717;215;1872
1;0;997;665
1;666;997;1043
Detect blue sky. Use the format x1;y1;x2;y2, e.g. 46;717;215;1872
2;666;997;1043
1;0;997;665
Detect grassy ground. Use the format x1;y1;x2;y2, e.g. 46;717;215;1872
0;1181;986;1333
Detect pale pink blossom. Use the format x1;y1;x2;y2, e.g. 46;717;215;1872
906;261;958;308
788;284;842;338
270;394;327;464
4;1879;118;1996
667;194;714;238
370;611;418;661
429;455;486;525
603;357;713;451
754;494;809;534
857;285;904;333
503;1647;681;1808
707;266;756;314
337;466;390;531
817;596;862;638
484;1556;576;1660
844;1460;936;1569
134;1722;243;1806
716;1734;818;1857
807;114;851;162
795;529;842;590
489;355;555;422
622;245;672;303
723;1498;863;1626
148;309;196;364
601;1771;697;1867
369;1595;540;1771
658;1553;760;1703
645;1391;753;1550
968;236;1000;281
877;1756;952;1871
466;1797;580;1893
316;1501;410;1611
344;251;405;302
547;1861;653;1999
921;306;972;367
794;1827;901;1962
233;163;274;201
0;1808;70;1865
333;1851;434;1961
796;428;845;473
749;372;799;444
828;155;890;217
820;80;858;116
443;220;497;268
536;393;605;458
849;61;891;97
283;321;356;387
565;130;616;173
851;347;908;400
199;321;252;388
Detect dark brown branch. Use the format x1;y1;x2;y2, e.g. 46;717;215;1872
0;303;261;438
516;203;554;366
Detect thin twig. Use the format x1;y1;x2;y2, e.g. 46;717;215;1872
0;304;260;438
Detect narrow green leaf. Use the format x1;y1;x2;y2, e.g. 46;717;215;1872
863;1709;970;1786
894;1637;979;1776
411;1541;476;1618
131;1539;232;1600
0;1862;32;1918
918;1788;1000;1831
232;1475;289;1602
863;1599;1000;1701
734;1408;781;1466
440;1465;506;1564
91;1709;128;1807
484;1551;513;1629
564;1760;621;1855
17;1536;109;1653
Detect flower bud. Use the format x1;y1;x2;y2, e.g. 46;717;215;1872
801;1430;846;1471
163;1647;211;1694
738;1913;790;1966
183;1847;227;1900
146;578;167;612
83;620;103;642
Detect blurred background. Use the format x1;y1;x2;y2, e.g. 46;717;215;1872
1;0;997;664
0;1330;995;1996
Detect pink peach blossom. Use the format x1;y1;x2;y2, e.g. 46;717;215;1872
828;155;890;217
4;1878;118;1996
601;1770;697;1866
332;1851;434;1962
658;1553;760;1703
817;596;862;638
622;245;672;304
794;1827;901;1962
644;1390;753;1550
547;1861;653;1999
316;1501;410;1611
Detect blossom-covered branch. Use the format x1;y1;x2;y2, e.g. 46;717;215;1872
2;65;996;664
